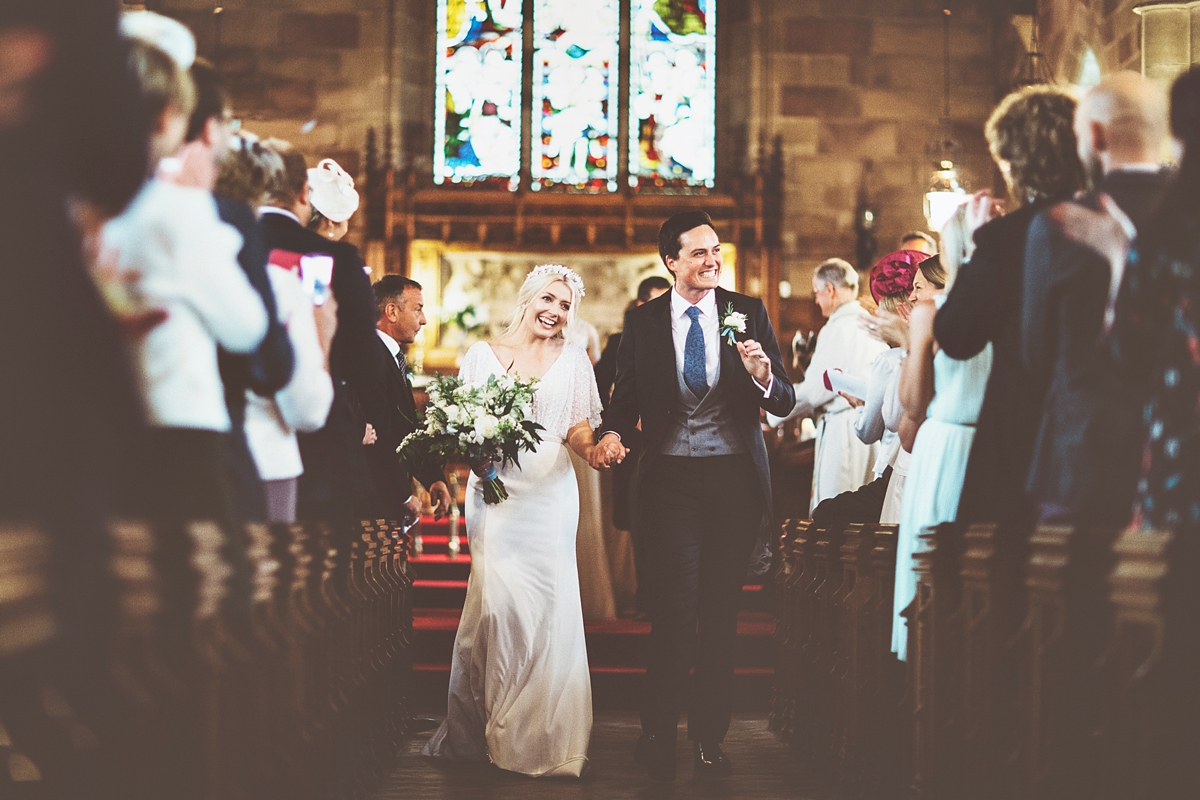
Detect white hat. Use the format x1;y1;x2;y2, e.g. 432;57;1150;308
120;11;196;69
307;158;360;223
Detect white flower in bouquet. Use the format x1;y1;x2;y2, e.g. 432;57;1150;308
397;372;544;504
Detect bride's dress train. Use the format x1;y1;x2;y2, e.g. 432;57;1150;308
423;341;603;777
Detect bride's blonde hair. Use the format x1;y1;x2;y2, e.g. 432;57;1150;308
501;265;584;342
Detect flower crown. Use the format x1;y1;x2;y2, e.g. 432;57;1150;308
526;263;586;299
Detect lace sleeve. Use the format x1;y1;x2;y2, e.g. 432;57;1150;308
458;341;491;384
569;345;604;432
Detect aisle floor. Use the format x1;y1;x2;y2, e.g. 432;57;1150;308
372;712;832;800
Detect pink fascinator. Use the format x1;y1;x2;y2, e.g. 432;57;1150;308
868;249;929;303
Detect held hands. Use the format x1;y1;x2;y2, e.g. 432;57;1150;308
588;433;628;471
736;339;772;385
427;481;452;520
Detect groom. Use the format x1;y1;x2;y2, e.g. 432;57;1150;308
591;210;795;780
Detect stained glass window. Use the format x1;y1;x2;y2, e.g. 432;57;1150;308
435;0;523;188
628;0;716;189
530;0;621;192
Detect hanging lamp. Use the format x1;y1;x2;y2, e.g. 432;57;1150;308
1014;0;1055;88
924;9;966;232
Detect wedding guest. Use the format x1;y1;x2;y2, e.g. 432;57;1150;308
878;255;950;523
1;0;147;521
596;276;672;405
934;84;1087;529
1110;66;1200;538
258;137;380;524
218;132;338;523
1022;72;1172;528
812;250;925;527
101;38;268;524
892;215;992;661
900;230;937;256
306;157;359;241
1059;65;1200;797
768;258;888;513
595;275;671;618
566;301;618;621
361;276;451;524
0;4;148;792
175;58;295;524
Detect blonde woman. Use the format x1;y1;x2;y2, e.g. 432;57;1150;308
424;265;604;778
890;203;993;661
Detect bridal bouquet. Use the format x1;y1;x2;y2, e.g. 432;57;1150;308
396;373;544;504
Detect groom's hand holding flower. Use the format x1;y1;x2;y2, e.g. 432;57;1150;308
736;339;772;385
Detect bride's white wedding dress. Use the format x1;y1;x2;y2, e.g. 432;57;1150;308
423;341;603;777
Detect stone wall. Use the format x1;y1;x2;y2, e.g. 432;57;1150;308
140;0;407;179
134;1;1092;308
742;0;1018;301
1038;0;1142;83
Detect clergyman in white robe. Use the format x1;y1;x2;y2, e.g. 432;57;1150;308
768;299;888;513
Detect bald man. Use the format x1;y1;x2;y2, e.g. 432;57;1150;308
1022;71;1172;527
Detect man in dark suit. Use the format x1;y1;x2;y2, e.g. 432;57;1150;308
595;275;672;617
1022;72;1172;527
592;211;795;780
258;139;380;524
364;276;451;523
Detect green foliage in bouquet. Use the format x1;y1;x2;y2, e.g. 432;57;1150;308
396;372;544;504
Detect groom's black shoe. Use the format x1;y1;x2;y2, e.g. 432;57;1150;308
634;734;677;782
693;741;732;777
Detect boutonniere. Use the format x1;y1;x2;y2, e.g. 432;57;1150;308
720;303;748;346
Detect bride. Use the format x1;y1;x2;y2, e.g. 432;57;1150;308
423;264;604;777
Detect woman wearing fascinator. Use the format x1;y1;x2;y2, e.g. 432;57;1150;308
423;264;605;778
306;157;359;241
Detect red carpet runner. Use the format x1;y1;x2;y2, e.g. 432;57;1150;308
409;517;775;712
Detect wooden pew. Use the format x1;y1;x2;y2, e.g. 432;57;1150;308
906;523;965;800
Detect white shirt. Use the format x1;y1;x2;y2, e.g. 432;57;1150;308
244;266;335;481
669;288;773;396
102;179;268;430
854;347;904;478
377;328;402;365
768;300;887;427
670;287;720;387
257;206;301;224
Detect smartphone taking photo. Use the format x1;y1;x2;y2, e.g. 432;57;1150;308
300;254;334;306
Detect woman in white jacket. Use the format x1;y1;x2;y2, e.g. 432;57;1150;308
218;133;337;521
245;261;336;521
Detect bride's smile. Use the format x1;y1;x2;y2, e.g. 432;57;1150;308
523;281;573;338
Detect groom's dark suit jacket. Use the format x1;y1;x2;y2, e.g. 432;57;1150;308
600;287;795;527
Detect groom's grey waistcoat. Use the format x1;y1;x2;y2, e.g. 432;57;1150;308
661;364;747;457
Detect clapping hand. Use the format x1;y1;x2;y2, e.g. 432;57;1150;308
861;308;909;349
736;339;772;385
588;433;628;471
964;190;1003;237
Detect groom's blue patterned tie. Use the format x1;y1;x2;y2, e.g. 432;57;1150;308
683;305;709;398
